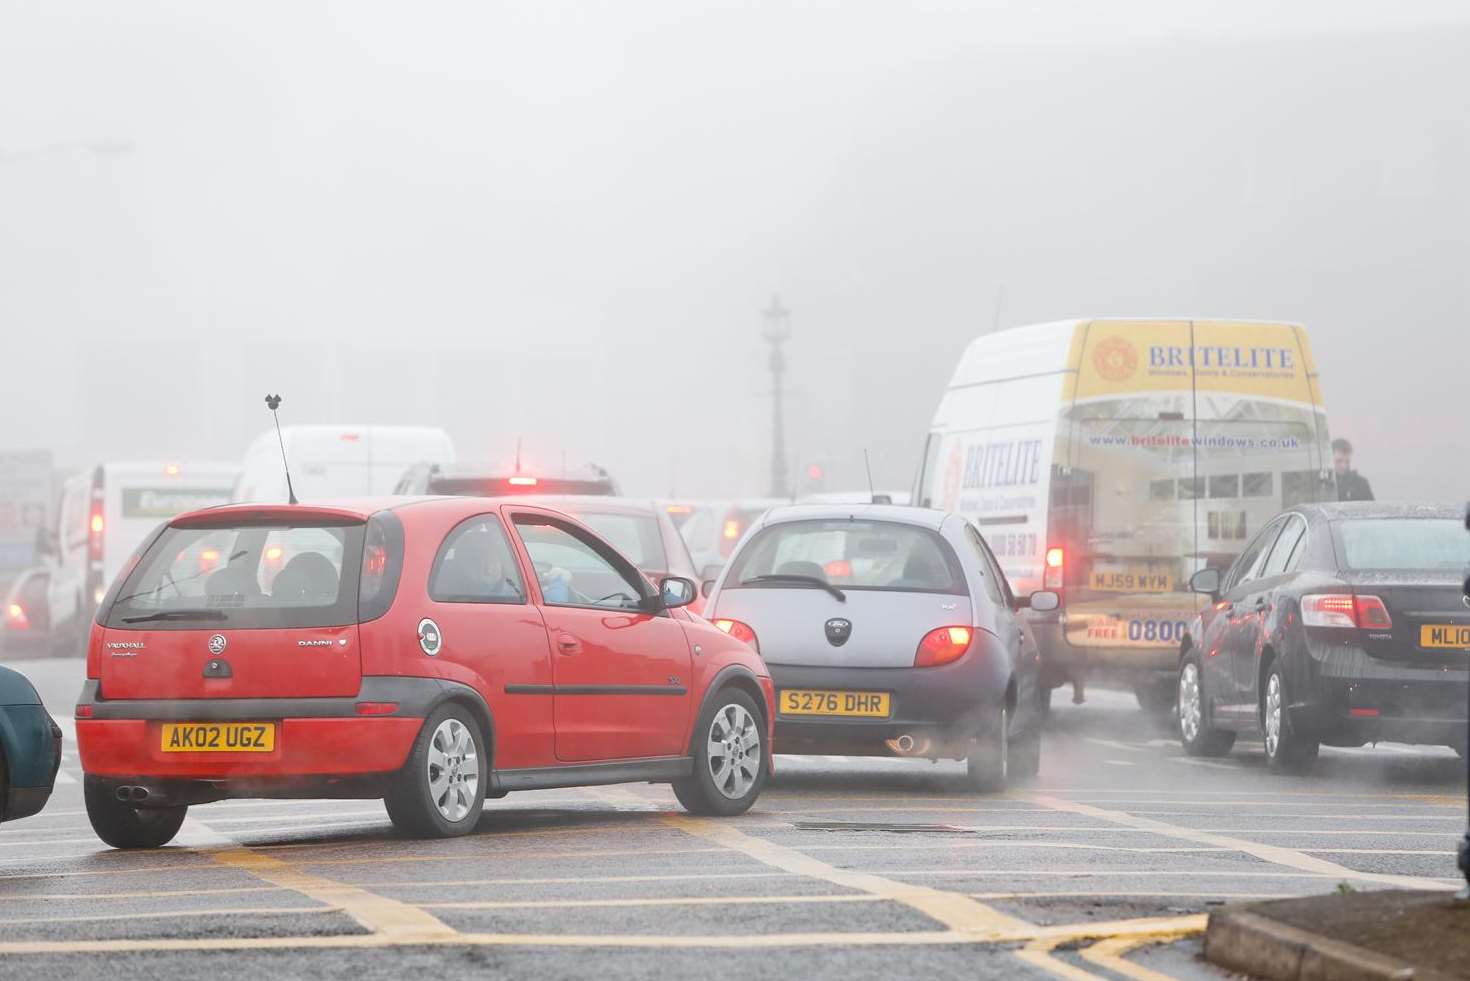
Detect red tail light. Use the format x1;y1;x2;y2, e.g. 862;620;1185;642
712;618;759;652
75;704;94;719
915;625;973;667
198;548;221;572
507;475;538;487
1043;546;1064;590
355;701;399;716
1301;593;1393;630
5;602;30;631
823;559;852;579
88;502;105;561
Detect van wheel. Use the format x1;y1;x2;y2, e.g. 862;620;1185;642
385;704;488;838
1178;652;1236;757
964;705;1009;793
84;783;187;849
1263;663;1318;774
672;689;766;816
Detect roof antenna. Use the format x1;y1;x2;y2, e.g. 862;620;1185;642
864;449;877;503
264;394;298;504
515;436;523;474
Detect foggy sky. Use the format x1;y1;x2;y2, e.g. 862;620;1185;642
2;1;1467;500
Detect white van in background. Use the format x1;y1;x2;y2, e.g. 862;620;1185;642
233;425;455;503
913;319;1333;711
44;461;239;655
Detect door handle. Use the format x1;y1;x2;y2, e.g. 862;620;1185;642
556;634;581;655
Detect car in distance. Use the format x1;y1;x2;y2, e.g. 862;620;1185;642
2;567;51;659
1178;502;1470;771
75;497;773;848
1;664;63;826
703;503;1054;792
393;462;618;497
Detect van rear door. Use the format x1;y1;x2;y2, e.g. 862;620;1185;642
96;509;367;700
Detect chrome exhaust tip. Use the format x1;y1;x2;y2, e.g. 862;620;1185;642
129;786;150;803
114;786;132;802
896;734;916;753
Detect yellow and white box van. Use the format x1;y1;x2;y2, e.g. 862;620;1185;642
914;319;1333;711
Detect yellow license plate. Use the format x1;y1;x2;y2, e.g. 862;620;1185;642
779;689;890;718
1419;624;1470;650
1089;568;1173;593
161;722;276;753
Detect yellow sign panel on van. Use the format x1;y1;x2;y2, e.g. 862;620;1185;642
1067;320;1323;405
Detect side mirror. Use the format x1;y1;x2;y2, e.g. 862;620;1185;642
1189;568;1222;597
700;579;716;599
657;576;698;610
1025;590;1060;613
700;563;723;582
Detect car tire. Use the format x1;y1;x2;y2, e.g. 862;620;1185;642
1178;651;1236;758
1007;718;1042;779
964;704;1009;793
384;703;488;838
84;783;187;849
1262;662;1318;774
672;688;766;817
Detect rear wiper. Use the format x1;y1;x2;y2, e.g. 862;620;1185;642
740;574;846;602
120;609;229;624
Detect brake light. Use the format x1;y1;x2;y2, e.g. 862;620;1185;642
75;704;93;719
508;475;538;487
722;519;741;540
824;559;852;578
163;463;180;476
1044;546;1064;590
712;618;759;652
265;545;285;565
88;501;104;561
1301;593;1393;629
5;603;29;631
340;432;361;442
916;626;973;667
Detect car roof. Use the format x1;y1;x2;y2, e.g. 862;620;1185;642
1290;501;1463;522
511;495;661;517
759;503;949;530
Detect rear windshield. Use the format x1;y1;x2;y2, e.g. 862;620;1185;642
575;512;664;573
1334;518;1470;571
727;519;965;595
102;519;365;629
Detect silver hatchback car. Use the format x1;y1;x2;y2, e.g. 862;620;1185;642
703;504;1057;791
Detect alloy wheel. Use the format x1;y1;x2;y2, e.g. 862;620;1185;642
1264;673;1283;759
707;703;761;800
427;718;479;822
1179;663;1202;743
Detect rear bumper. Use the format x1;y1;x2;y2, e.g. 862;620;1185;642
1300;646;1469;747
767;636;1009;755
75;675;443;783
1030;619;1177;686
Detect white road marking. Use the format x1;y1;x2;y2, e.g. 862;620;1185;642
1103;760;1136;767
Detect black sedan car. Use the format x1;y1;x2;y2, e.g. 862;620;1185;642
1178;502;1469;772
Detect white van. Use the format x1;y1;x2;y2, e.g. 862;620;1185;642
233;425;455;503
913;319;1333;710
44;461;240;654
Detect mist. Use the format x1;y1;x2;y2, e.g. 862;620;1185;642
2;0;1466;499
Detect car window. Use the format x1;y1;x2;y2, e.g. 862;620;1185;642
963;525;1003;604
1226;518;1284;592
102;519;362;629
1258;516;1306;579
726;519;966;595
512;515;648;610
573;512;664;573
429;516;526;604
1334;518;1470;571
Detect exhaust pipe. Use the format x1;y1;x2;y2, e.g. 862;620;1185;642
885;734;933;757
114;785;151;803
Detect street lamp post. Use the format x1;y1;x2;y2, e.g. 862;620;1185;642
762;297;792;499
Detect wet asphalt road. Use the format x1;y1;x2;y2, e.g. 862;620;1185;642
1;658;1465;980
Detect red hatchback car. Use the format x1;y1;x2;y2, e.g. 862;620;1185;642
75;498;773;848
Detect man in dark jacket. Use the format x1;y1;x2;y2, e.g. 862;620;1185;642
1333;438;1374;501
